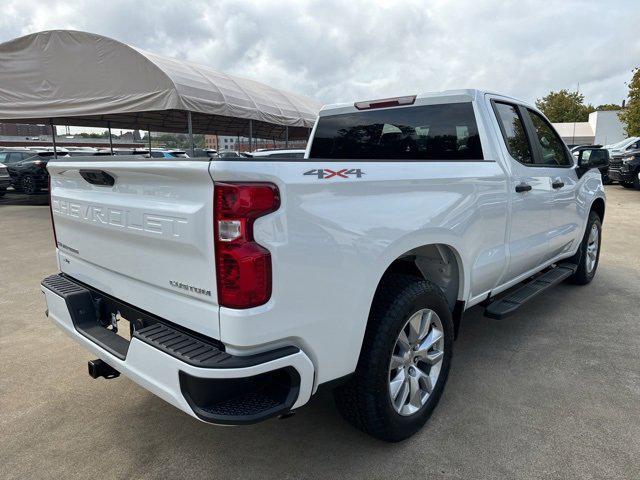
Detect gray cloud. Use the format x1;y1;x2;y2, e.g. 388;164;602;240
1;0;639;108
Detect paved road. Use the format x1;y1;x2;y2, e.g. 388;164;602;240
1;186;639;479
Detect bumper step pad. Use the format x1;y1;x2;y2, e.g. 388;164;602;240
484;263;577;320
134;323;299;369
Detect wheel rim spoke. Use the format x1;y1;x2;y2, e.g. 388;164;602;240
407;312;422;343
390;354;405;370
425;349;444;365
415;328;443;358
392;376;410;411
389;369;406;400
397;329;411;350
408;375;422;410
417;367;434;393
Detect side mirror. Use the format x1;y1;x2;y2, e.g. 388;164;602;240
578;148;610;169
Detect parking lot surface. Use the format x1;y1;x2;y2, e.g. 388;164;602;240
1;186;639;480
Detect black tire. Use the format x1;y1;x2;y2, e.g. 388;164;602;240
21;175;39;195
0;187;5;197
602;174;612;185
633;174;640;190
333;274;454;442
567;211;602;285
621;182;635;189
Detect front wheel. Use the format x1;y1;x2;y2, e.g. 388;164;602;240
333;274;453;442
21;175;39;195
568;211;602;285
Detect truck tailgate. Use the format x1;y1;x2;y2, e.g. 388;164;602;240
48;157;220;338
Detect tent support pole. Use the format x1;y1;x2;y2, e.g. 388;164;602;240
147;126;152;154
187;111;194;156
249;120;253;153
50;120;58;159
285;126;289;149
107;122;114;154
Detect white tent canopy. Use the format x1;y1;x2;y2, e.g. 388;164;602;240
0;30;321;139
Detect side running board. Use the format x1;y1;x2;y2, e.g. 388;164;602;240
484;263;577;320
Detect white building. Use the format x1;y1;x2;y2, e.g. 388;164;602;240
553;110;625;146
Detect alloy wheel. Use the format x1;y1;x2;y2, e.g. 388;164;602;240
388;308;445;416
585;224;599;273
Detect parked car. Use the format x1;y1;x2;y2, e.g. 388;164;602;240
149;149;190;158
192;148;218;158
608;148;640;189
113;148;150;156
5;149;69;194
42;89;606;442
245;149;306;159
0;162;11;196
603;137;640;158
216;150;244;158
572;146;610;184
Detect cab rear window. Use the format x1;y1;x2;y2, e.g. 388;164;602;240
310;102;483;160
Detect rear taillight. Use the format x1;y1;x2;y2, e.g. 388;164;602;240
214;182;280;309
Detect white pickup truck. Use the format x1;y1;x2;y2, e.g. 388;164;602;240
42;89;606;442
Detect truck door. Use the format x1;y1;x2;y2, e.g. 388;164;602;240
491;100;553;280
522;108;583;260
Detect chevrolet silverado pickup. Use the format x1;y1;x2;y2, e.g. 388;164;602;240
41;89;607;442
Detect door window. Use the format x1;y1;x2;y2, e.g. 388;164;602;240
493;102;533;165
527;110;572;167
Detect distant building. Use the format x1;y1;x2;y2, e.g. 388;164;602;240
553;110;625;146
204;134;219;150
0;123;52;136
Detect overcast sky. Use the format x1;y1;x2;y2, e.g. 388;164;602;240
1;0;639;111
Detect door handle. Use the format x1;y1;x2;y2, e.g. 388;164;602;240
552;180;565;189
515;182;532;193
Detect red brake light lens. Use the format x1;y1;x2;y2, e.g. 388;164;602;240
214;182;280;309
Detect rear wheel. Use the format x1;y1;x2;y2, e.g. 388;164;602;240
21;175;39;195
568;211;602;285
621;182;635;189
333;274;453;442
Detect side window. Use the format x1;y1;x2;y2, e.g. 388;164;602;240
493;102;533;165
4;152;21;164
527;110;572;167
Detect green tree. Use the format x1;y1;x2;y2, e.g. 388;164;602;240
595;103;622;111
535;89;593;123
619;67;640;137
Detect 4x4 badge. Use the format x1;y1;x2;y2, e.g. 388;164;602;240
303;168;365;179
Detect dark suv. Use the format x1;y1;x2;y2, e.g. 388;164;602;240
2;149;69;195
609;148;640;189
